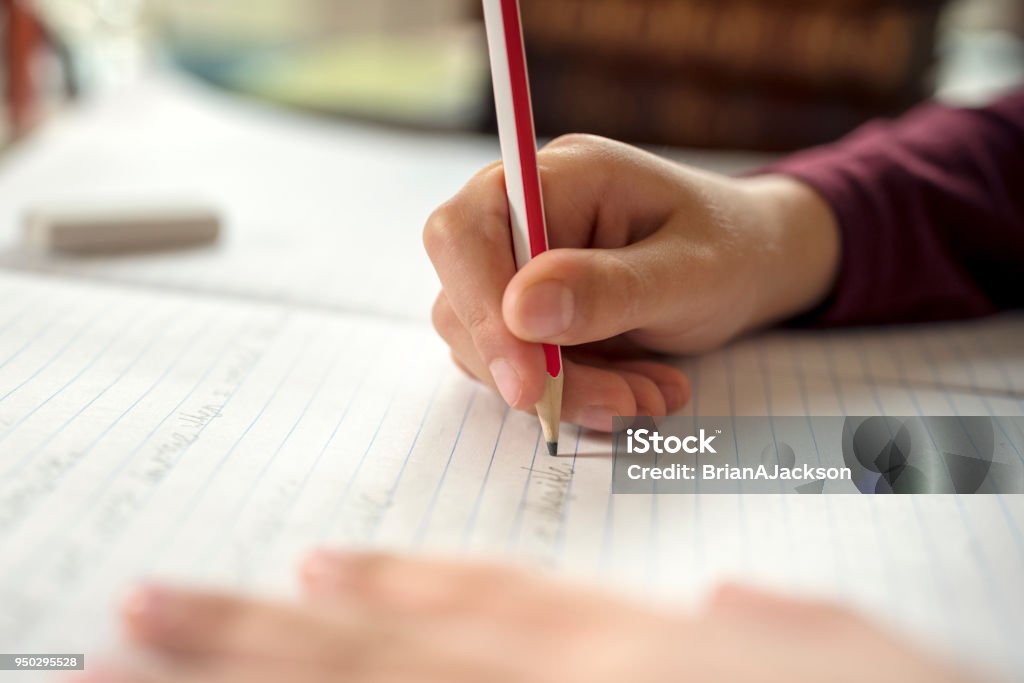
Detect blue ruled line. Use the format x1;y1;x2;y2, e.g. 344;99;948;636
0;312;224;555
553;425;581;566
0;309;188;482
193;332;331;572
254;337;376;561
365;370;444;544
0;299;99;403
0;303;150;451
4;312;278;631
460;405;510;551
895;331;1023;670
411;386;478;547
508;426;542;552
316;387;398;541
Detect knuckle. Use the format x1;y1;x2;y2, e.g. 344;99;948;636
604;252;652;321
545;132;605;153
463;306;491;340
422;203;463;258
431;294;457;337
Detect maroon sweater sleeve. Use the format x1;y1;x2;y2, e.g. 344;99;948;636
762;89;1024;326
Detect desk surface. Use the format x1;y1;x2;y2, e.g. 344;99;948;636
0;73;775;319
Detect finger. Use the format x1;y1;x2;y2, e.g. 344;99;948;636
300;551;539;615
571;356;691;414
707;583;858;628
424;174;547;411
433;293;495;388
506;224;706;347
298;551;658;650
606;360;691;413
442;137;678;256
558;358;642;431
536;134;689;250
120;584;368;663
438;308;670;430
448;340;693;421
442;318;630;429
437;299;531;412
612;368;666;417
299;551;613;635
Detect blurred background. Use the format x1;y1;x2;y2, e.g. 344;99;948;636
2;0;1023;151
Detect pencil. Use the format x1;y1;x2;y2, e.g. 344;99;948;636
481;0;564;456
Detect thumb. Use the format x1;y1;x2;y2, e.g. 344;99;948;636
502;233;680;346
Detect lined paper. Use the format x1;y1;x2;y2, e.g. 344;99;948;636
0;272;1021;680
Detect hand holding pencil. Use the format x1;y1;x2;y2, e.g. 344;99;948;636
424;4;840;435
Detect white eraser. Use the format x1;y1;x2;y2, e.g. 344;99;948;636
24;201;221;254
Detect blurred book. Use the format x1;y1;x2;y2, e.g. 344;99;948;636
165;22;489;131
159;0;489;131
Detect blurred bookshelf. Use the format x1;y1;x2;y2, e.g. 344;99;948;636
1;0;1022;152
154;0;1024;150
158;0;489;130
513;0;1022;150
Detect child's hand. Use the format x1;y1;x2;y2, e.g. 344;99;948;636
102;552;971;683
424;135;839;430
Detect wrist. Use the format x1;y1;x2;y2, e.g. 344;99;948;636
737;174;840;330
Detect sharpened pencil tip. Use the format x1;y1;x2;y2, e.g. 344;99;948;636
547;441;558;457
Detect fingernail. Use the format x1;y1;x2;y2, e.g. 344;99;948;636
517;280;574;338
658;383;685;412
489;358;522;407
579;406;618;431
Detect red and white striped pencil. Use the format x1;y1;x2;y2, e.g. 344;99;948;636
481;0;564;456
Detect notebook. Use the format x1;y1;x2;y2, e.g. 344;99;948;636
0;272;1021;678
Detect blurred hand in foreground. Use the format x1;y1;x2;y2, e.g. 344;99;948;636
76;552;976;683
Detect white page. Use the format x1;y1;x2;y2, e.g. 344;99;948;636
0;271;1021;680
